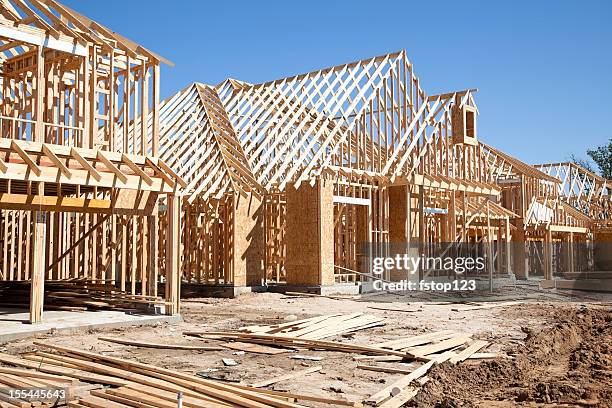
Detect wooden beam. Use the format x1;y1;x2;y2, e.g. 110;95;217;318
0;192;155;215
70;147;101;181
122;154;152;185
11;139;42;176
145;157;174;187
42;144;71;177
96;151;127;183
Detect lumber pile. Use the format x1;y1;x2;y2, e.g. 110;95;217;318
0;279;166;312
0;364;98;408
185;331;418;359
239;313;385;339
193;313;386;355
0;344;362;408
360;331;490;406
98;337;224;351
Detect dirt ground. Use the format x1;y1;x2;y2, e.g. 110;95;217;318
2;289;611;407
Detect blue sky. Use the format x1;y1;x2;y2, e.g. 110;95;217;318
64;0;611;165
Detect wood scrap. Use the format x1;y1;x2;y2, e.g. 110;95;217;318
222;341;289;355
228;385;364;407
468;352;512;360
290;355;323;361
4;344;312;408
407;334;473;358
249;366;322;388
378;377;429;408
240;313;384;340
356;364;414;375
184;331;418;359
374;330;456;349
451;301;523;312
283;292;361;301
448;340;489;363
365;351;454;406
98;336;224;351
367;306;419;313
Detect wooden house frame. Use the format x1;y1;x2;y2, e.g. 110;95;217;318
534;162;612;273
160;51;518;291
481;145;593;279
0;0;182;323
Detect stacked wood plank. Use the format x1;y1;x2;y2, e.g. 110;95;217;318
0;344;365;408
239;313;385;339
0;280;165;312
0;364;98;408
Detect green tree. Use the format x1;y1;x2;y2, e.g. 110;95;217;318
587;139;612;179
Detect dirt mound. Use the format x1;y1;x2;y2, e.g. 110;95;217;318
411;307;612;407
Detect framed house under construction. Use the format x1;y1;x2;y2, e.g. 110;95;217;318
159;51;525;295
0;0;183;323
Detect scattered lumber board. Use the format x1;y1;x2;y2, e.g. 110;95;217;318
374;330;456;350
451;301;523;312
98;337;224;351
249;366;322;388
365;351;454;406
356;364;414;375
228;385;364;407
378;377;429;408
0;279;166;312
240;313;384;340
283;292;361;301
184;332;418;359
468;352;512;360
3;345;311;408
222;341;290;355
367;306;419;313
448;340;489;364
408;334;473;358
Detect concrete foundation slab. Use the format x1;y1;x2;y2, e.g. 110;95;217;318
0;308;182;343
267;283;361;296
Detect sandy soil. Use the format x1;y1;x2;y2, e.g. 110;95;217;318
2;290;611;407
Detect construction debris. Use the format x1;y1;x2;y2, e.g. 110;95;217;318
98;337;224;351
184;331;417;359
239;313;385;339
249;366;322;388
1;344;315;408
0;280;166;312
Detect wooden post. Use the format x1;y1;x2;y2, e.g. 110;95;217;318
513;220;528;279
30;184;46;324
89;46;97;149
165;195;180;315
505;216;511;275
148;215;158;297
152;64;160;156
568;232;574;273
35;45;45;142
544;228;553;280
418;185;425;279
486;201;493;292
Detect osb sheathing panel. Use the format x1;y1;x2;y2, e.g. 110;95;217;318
319;180;335;285
388;184;411;281
388;185;409;243
232;194;265;286
285;180;334;286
